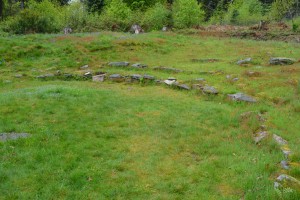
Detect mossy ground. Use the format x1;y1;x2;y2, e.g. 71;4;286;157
0;32;299;199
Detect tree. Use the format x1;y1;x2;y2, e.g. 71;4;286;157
269;0;296;21
0;0;4;20
85;0;105;13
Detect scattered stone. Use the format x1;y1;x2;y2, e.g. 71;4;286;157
63;27;72;35
130;24;143;34
245;71;261;77
14;74;23;78
226;75;239;82
131;74;143;81
153;66;183;73
143;75;155;81
232;78;239;82
191;58;220;63
275;174;300;189
282;149;292;159
64;73;74;78
192;84;202;90
195;78;206;82
84;72;92;77
92;74;105;82
254;131;268;144
260;125;267;131
164;80;177;86
36;74;55;79
201;86;218;95
131;63;148;68
56;70;61;75
273;134;288;146
270;57;296;65
0;133;30;141
80;65;89;69
162;26;168;32
228;93;257;103
155;80;163;84
176;84;190;90
237;58;252;65
167;77;177;81
108;62;130;67
109;74;124;82
280;160;290;170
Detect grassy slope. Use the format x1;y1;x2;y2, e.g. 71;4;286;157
0;32;299;199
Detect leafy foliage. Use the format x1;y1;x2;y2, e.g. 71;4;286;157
142;3;170;31
172;0;205;28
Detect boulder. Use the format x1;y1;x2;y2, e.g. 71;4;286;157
228;93;257;103
201;86;218;95
254;131;268;144
109;74;124;82
237;58;252;65
108;62;130;67
270;57;296;65
273;134;288;146
130;74;143;82
92;74;105;82
0;133;30;141
131;63;148;68
153;66;183;73
130;24;143;34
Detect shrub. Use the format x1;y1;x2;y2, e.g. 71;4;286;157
172;0;205;29
223;0;263;25
2;0;63;34
142;3;170;31
100;0;132;31
63;2;90;32
269;0;295;21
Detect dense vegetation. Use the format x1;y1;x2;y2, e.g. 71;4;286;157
0;0;300;34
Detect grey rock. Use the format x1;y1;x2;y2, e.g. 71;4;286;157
131;63;148;68
176;84;190;90
131;74;143;81
84;72;92;77
202;86;218;95
36;74;55;79
282;150;292;159
254;131;268;144
108;62;130;67
92;74;105;82
232;78;239;82
0;133;30;141
143;75;155;80
192;84;202;90
273;134;288;146
109;74;124;82
153;66;183;73
130;24;143;34
164;80;177;86
270;57;296;65
14;74;23;78
276;174;300;187
195;78;205;82
228;93;257;103
167;77;177;81
237;58;252;65
162;26;168;32
280;160;290;170
80;65;89;69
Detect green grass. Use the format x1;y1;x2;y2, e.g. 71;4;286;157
0;32;300;199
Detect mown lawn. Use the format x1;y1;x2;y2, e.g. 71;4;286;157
0;32;299;199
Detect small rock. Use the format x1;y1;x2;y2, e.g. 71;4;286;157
130;24;143;34
131;63;148;68
232;78;239;82
162;26;168;32
153;66;183;73
14;74;23;78
282;150;291;159
80;65;89;69
192;84;202;90
109;74;124;82
36;74;55;79
108;62;130;67
237;58;252;65
270;57;296;65
164;80;177;86
273;134;288;146
228;93;257;103
0;133;30;141
195;78;206;82
167;77;177;81
92;74;105;82
201;86;218;95
84;72;92;77
245;71;261;77
176;84;190;90
143;75;155;80
254;131;268;144
276;174;300;188
280;160;290;170
131;74;143;81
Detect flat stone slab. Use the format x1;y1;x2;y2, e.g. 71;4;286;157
143;75;155;80
175;84;190;90
270;57;296;65
0;133;31;141
237;58;252;65
80;65;89;69
164;80;177;86
108;62;130;67
130;74;143;81
228;93;257;103
109;74;124;82
153;66;183;73
92;74;105;82
254;131;268;144
131;63;148;68
273;134;288;146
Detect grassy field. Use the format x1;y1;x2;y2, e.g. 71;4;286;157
0;32;300;199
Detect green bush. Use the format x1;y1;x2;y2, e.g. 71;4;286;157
142;3;170;31
224;0;263;25
1;0;63;34
269;0;295;21
100;0;132;31
172;0;205;29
